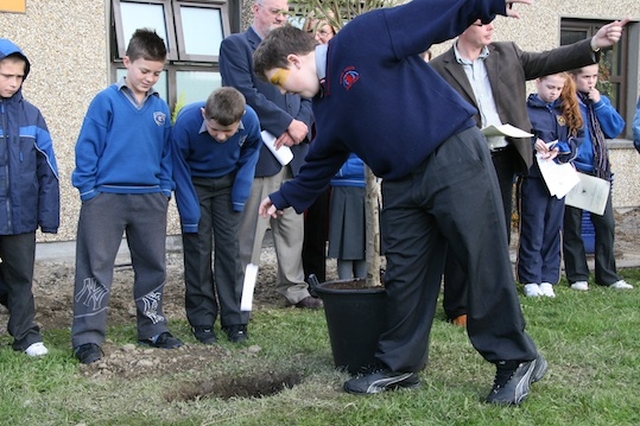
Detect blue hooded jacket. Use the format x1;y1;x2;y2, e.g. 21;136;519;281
0;39;59;235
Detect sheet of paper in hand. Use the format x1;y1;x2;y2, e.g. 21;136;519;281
261;130;293;166
481;124;534;138
564;172;610;215
536;154;580;199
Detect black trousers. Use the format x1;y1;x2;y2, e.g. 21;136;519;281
182;175;245;329
0;232;42;350
563;196;620;285
443;146;516;320
375;128;536;372
302;189;330;282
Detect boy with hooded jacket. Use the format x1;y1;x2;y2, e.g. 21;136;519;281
0;38;60;356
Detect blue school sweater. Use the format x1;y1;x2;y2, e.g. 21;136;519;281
572;94;624;175
270;0;506;213
172;102;262;232
72;84;173;201
330;153;365;188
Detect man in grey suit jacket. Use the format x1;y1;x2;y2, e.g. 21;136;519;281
430;18;624;324
219;0;321;310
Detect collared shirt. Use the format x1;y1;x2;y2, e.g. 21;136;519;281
117;77;158;109
453;43;507;150
316;43;328;82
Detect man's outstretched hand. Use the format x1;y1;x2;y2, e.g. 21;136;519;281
505;0;532;19
592;19;631;50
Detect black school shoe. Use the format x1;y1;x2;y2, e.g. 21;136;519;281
192;326;217;344
485;354;548;405
74;343;103;364
223;325;248;343
138;332;183;349
343;367;420;395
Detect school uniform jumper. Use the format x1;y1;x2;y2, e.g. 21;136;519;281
268;0;538;372
517;94;579;286
563;94;624;286
71;80;174;347
172;102;261;329
0;40;60;351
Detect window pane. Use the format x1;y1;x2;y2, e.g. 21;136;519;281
180;6;223;56
560;29;588;46
176;71;222;104
116;68;168;101
120;2;169;50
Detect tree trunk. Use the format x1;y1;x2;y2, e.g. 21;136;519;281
364;166;382;287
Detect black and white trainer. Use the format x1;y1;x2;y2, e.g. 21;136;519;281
343;368;420;395
486;354;548;405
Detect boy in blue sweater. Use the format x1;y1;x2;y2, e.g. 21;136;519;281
71;29;182;364
0;39;60;357
254;0;547;406
172;87;261;344
563;63;632;292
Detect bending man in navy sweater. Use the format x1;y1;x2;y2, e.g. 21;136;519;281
254;0;544;406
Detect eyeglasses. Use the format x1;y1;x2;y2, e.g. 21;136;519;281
257;4;288;17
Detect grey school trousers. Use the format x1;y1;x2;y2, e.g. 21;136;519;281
71;193;170;347
376;127;538;372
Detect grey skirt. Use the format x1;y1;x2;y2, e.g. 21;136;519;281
327;186;366;260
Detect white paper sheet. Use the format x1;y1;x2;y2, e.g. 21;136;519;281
261;130;293;166
564;172;610;215
481;124;534;138
240;263;259;311
536;154;580;199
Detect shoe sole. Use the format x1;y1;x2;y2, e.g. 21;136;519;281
137;340;183;349
343;372;420;395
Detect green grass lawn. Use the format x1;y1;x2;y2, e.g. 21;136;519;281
2;270;640;425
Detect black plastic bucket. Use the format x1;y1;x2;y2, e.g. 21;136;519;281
313;279;387;375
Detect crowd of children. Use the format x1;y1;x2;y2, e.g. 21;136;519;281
517;64;633;298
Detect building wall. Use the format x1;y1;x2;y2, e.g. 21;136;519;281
0;0;639;243
0;0;183;242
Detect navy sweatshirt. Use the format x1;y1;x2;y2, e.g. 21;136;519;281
526;93;581;177
270;0;506;213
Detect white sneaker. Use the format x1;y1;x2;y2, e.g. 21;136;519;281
539;283;556;298
570;281;589;291
610;280;633;290
25;342;48;357
524;283;542;297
